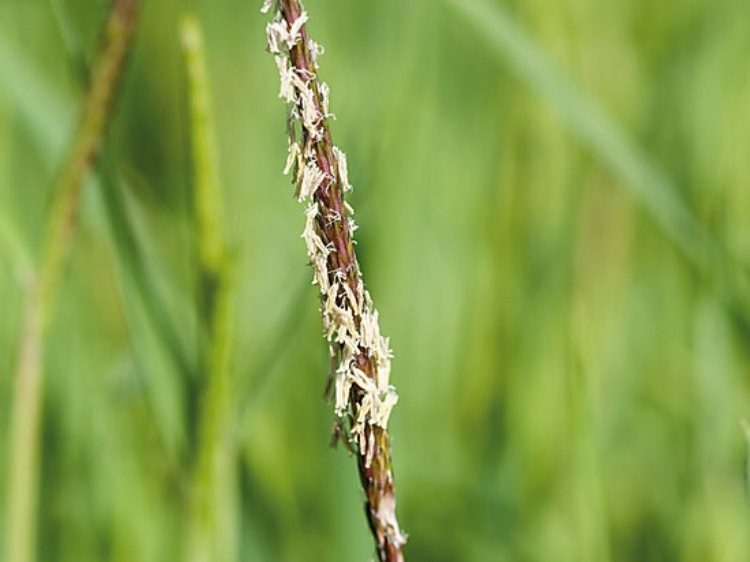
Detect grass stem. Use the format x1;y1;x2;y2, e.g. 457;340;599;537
5;2;140;561
181;13;236;562
264;2;406;559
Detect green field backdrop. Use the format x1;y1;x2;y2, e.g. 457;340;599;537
2;0;750;560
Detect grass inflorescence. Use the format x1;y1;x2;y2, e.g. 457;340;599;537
263;1;406;560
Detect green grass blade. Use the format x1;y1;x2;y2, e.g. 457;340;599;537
5;3;141;561
444;0;715;269
1;0;195;455
181;12;237;562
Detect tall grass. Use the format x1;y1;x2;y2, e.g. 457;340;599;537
1;0;750;560
4;3;139;561
181;12;237;562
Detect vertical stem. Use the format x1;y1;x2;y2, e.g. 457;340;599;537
265;2;406;560
181;13;236;562
5;2;140;562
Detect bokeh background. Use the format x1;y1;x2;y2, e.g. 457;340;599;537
2;0;750;560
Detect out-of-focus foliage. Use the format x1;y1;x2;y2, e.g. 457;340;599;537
2;0;750;560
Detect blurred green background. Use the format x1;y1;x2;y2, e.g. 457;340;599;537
2;0;750;560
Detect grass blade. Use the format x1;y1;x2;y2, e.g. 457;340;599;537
5;3;140;561
181;13;237;562
444;0;715;269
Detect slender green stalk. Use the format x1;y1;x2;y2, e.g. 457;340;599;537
263;2;406;560
181;13;236;562
50;0;195;380
5;3;140;562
